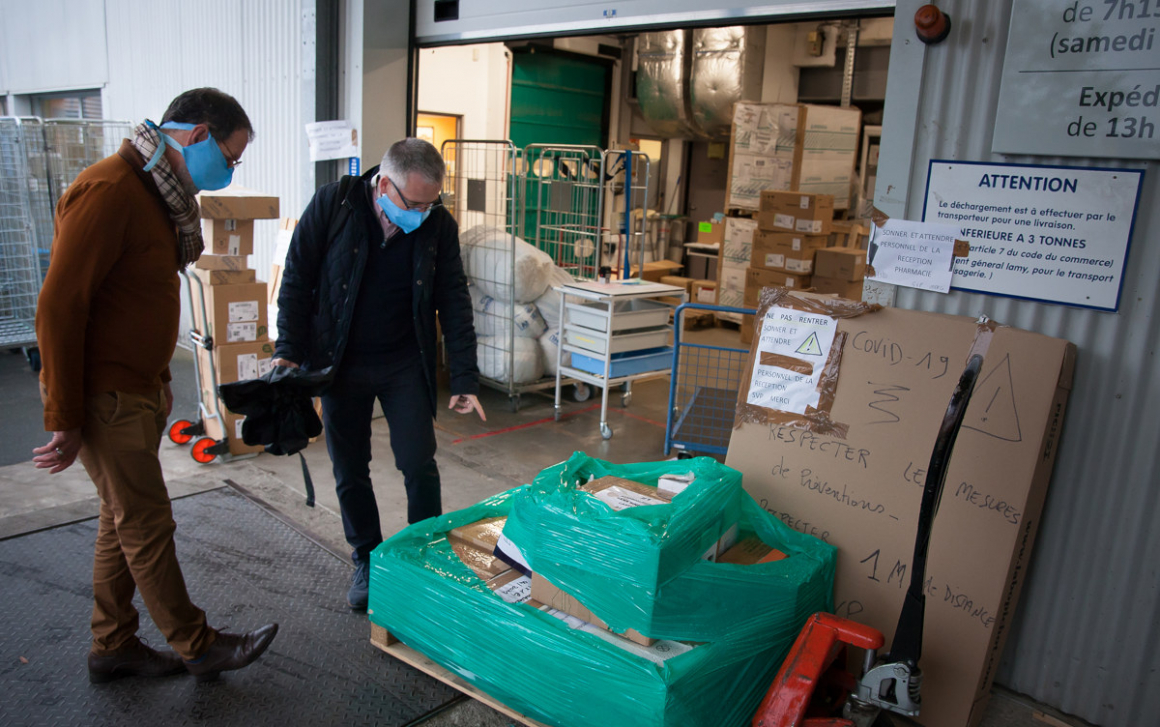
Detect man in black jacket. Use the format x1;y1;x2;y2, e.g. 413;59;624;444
273;138;484;610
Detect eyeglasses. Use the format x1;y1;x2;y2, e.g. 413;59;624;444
389;177;442;212
219;140;244;170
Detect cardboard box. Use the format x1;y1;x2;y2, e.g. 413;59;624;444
718;537;787;565
450;516;506;553
660;276;696;295
196;339;276;456
485;569;533;604
810;276;865;300
757;191;835;235
198;186;280;220
692;280;718;305
189;281;269;344
726;103;861;211
717;261;747;311
191;266;256;286
200;217;255;256
740;313;754;346
453;541;511;581
743;267;812;305
752;231;830;274
726;300;1076;727
722;216;758;265
530;574;657;647
814;247;867;281
696;219;725;245
580;475;672;509
633;260;683;282
195;254;249;271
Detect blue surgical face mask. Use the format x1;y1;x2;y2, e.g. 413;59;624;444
142;120;235;191
376;189;430;234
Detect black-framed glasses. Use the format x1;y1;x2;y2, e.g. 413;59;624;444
218;140;244;170
389;177;442;212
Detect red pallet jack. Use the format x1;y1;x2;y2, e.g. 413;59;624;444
754;320;993;727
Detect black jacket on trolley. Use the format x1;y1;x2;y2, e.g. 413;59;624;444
274;166;479;414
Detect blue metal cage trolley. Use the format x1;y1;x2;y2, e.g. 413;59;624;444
664;302;756;457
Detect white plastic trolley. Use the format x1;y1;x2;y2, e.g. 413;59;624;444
552;280;686;440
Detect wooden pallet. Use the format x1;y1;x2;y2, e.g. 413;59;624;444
370;623;550;727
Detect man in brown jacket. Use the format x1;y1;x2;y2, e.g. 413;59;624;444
33;88;277;683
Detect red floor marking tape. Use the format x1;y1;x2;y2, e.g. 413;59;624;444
450;403;601;444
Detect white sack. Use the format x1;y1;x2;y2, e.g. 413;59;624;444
476;336;544;384
539;328;571;376
533;266;577;330
470;286;547;340
460;225;552;303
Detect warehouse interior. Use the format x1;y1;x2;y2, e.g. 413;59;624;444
2;2;1157;727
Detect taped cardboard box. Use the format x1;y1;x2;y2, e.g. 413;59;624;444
195;254;249;271
696;219;725;245
196;340;275;456
530;574;657;647
198;186;280;220
743;268;811;305
191;266;256;286
659;276;696;295
810;276;865;300
692;280;718;305
757;191;835;236
752;231;830;274
200;218;255;256
725;290;1076;727
189;281;269;344
814;247;867;281
632;259;683;282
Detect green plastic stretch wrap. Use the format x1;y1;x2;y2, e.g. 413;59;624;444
368;453;835;727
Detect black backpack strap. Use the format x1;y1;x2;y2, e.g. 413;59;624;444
326;174;357;244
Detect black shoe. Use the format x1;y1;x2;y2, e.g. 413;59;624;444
184;624;279;683
347;560;370;611
87;638;185;684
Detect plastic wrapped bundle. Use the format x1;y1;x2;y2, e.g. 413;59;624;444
538;328;570;376
470;286;547;340
532;265;577;329
460;224;553;303
476;336;544;384
368;454;835;727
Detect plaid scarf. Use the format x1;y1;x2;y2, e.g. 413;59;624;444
130;121;204;267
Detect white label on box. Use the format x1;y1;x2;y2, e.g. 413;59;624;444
791;237;803;251
225;218;238;231
746;305;837;413
236;353;259;380
774;213;794;230
695;287;717;304
592;486;667;511
234;416;245;439
492;574;532;604
658;472;695;498
799;195;810;209
764;253;785;269
228;234;241;255
786;258;812;274
795;219;823;234
228;300;260;322
785;278;796;288
257;356;274;377
578;622;694;665
227;322;258;342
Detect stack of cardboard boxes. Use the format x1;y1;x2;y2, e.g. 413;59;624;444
190;188;280;455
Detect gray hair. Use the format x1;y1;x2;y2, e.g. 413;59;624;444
380;138;445;187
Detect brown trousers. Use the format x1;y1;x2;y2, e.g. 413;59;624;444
79;390;215;660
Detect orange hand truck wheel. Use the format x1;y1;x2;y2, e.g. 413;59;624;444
190;437;218;464
168;419;195;445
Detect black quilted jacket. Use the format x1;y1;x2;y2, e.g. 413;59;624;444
274;166;479;414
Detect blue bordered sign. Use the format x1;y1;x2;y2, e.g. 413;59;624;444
922;160;1143;312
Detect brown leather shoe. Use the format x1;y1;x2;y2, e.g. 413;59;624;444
184;623;279;682
87;638;185;684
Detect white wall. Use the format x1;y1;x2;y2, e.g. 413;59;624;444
417;44;510;141
0;0;108;94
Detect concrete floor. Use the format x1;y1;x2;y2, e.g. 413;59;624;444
0;338;1088;727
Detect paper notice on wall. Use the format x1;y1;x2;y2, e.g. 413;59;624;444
305;120;358;162
866;218;958;293
746;306;837;413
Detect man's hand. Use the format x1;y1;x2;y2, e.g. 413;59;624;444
163;382;174;417
271;358;300;369
449;394;486;422
33;429;83;474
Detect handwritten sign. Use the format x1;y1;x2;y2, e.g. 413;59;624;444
923;160;1143;311
746;307;836;412
993;0;1160;159
866;218;958;293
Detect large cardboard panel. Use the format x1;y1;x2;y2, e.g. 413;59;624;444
189;281;269;344
726;300;1075;727
198;186;280;219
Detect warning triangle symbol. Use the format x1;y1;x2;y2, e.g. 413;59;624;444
796;332;823;356
963;354;1023;442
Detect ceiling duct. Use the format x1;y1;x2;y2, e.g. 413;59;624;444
689;26;766;140
635;30;705;139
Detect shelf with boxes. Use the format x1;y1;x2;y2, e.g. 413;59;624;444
174;187;280;462
553;280;686;440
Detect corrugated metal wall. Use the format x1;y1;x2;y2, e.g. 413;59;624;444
883;2;1159;725
102;0;313;283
